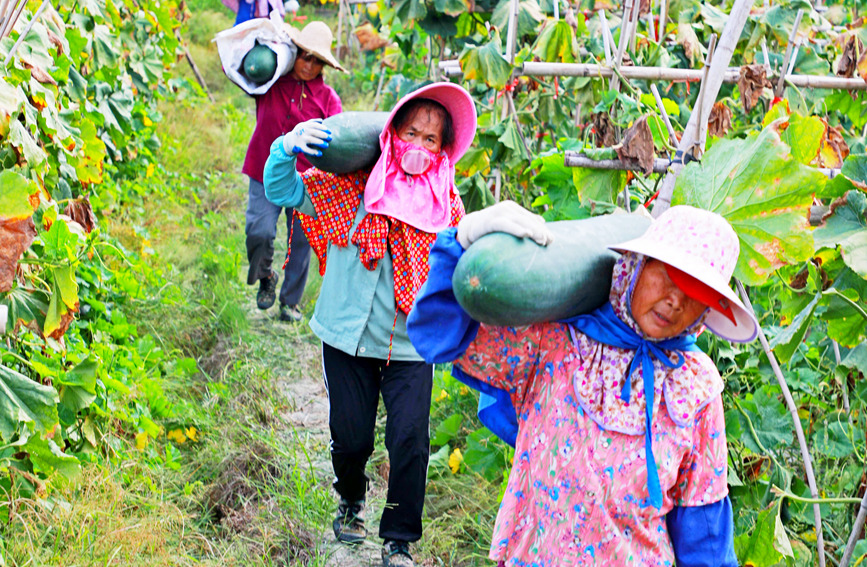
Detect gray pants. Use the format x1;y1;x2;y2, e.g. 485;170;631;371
245;177;311;307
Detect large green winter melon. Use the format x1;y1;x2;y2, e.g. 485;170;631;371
452;214;652;326
306;111;390;174
243;44;278;84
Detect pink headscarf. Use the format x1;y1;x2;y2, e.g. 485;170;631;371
363;128;454;233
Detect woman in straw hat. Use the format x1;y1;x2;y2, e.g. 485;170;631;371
262;83;478;567
407;202;755;566
243;22;344;323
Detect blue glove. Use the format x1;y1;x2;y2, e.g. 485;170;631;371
282;119;332;157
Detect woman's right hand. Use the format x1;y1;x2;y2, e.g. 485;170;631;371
456;200;554;249
282;119;332;157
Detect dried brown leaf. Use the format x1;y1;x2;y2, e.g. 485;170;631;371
64;196;97;233
707;101;733;138
815;119;849;169
0;217;36;293
592;112;617;147
737;65;771;113
46;29;64;56
836;35;863;78
21;60;57;86
354;23;388;51
615;115;655;175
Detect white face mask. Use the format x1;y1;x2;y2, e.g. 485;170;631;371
399;149;433;175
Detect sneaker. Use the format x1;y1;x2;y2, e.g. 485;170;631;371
279;303;303;322
381;540;413;567
332;498;367;544
256;270;278;310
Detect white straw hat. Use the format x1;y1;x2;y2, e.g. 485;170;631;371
289;21;346;73
609;205;759;343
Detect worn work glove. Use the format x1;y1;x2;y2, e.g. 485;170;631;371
282;119;332;157
457;200;554;249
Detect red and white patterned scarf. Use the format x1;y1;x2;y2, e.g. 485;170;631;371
285;167;465;315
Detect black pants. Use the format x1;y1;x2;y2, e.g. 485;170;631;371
245;177;311;307
322;342;433;542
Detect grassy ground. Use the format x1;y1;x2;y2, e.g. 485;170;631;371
5;7;501;566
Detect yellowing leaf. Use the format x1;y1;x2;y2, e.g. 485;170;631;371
435;389;449;402
186;426;199;442
448;447;463;473
135;432;148;451
167;428;187;444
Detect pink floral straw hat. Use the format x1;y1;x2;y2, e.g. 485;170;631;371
609;205;759;343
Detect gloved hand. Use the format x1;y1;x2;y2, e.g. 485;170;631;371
457;200;554;249
282;119;332;157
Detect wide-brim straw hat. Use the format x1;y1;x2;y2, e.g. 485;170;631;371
288;21;346;72
609;205;759;343
381;82;477;162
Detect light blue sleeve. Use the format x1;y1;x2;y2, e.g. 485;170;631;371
263;137;307;211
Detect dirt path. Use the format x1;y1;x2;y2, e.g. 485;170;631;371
247;307;389;566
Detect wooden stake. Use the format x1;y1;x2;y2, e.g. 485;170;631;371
695;34;717;154
736;280;827;567
0;0;26;39
658;0;668;41
775;9;804;98
0;0;14;40
610;0;634;92
505;0;519;65
174;29;213;102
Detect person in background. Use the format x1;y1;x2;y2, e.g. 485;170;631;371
407;203;757;566
243;22;343;322
262;83;477;567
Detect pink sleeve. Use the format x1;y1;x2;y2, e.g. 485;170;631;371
453;323;545;409
670;394;730;506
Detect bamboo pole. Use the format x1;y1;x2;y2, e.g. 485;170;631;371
610;0;634;92
775;9;804;98
841;493;867;567
0;0;14;40
694;34;717;154
650;84;678;146
0;0;26;39
600;10;613;64
563;152;841;178
658;0;668;41
4;0;49;66
438;61;867;91
651;0;754;217
736;280;827;567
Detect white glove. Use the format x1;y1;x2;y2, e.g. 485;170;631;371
282;119;331;157
457;200;554;249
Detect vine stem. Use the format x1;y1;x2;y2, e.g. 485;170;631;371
772;485;863;505
736;280;827;567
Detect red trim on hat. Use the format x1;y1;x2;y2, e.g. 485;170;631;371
664;263;737;325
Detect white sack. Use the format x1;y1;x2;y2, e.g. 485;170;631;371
214;12;297;96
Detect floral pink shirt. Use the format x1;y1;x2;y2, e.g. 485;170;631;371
454;253;729;566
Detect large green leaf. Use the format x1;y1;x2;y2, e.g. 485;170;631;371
573;167;626;206
393;0;427;25
812;418;857;458
0;364;58;440
814;191;867;278
491;0;544;38
734;504;792;567
430;413;463;446
463;427;507;482
673;123;828;286
8;120;47;167
736;387;793;454
768;291;821;363
821;269;867;348
827;91;867;130
57;357;97;413
0;171;38;220
782;115;824;165
840;343;867;377
433;0;468;17
0;287;48;333
25;435;80;478
842;155;867;187
459;34;513;90
532;20;576;63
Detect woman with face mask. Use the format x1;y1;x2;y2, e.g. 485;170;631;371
262;83;477;567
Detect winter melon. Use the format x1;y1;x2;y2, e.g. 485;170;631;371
243;44;278;84
452;214;652;326
306;111;390;174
